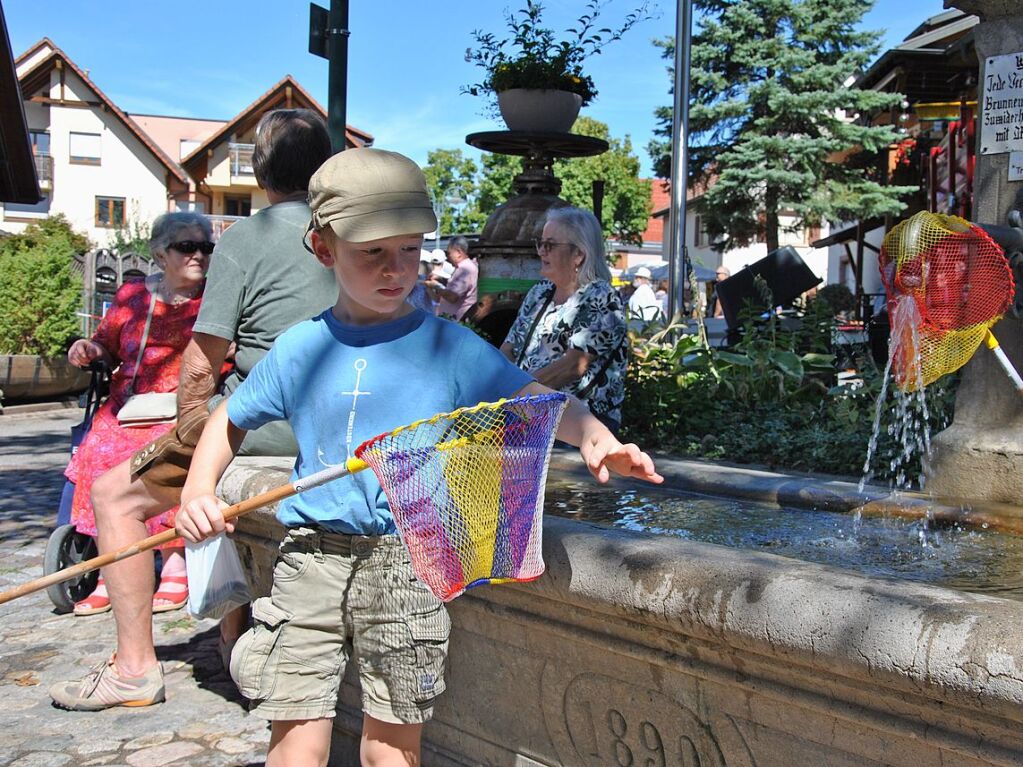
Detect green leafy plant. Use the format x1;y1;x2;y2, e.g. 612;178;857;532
111;202;152;256
0;215;87;357
463;0;652;111
622;297;957;485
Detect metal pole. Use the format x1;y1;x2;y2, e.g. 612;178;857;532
327;0;350;153
667;0;693;321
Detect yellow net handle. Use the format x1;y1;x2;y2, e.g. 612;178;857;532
984;330;1023;394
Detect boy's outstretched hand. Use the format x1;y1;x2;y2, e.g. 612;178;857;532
580;429;663;485
176;494;234;543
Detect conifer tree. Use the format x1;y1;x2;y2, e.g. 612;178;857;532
648;0;917;252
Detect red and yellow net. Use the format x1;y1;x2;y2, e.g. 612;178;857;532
880;212;1014;391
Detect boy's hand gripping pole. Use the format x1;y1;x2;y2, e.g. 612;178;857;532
0;457;368;607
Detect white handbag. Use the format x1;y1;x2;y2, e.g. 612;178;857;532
117;392;178;425
116;289;178;426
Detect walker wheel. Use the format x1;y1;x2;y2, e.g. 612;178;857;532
43;524;99;613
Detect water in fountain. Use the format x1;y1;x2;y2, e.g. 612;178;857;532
858;295;942;546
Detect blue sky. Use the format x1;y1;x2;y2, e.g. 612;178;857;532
6;0;949;177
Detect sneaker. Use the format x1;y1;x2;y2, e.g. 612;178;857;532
50;654;165;711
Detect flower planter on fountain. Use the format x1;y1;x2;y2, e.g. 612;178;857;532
496;89;582;133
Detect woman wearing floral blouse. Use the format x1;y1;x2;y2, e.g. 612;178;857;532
501;206;628;432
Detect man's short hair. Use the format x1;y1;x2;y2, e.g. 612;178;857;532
447;236;470;256
252;109;332;196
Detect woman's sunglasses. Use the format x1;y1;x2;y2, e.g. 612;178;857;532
169;240;215;256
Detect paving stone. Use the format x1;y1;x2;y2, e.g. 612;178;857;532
122;732;174;751
124;742;203;767
8;754;72;767
213;736;251;754
0;412;270;767
75;737;124;755
177;721;220;740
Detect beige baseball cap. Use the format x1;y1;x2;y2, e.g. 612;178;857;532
308;148;437;243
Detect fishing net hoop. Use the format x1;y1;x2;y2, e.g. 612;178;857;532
879;212;1014;391
355;392;568;601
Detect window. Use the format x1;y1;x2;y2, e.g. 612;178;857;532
95;196;125;227
693;214;705;248
70;132;101;164
29;130;50;155
175;200;206;213
224;195;251;217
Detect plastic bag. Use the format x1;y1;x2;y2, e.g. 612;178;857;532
185;533;251;619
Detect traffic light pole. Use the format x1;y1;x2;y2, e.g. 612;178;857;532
326;0;350;153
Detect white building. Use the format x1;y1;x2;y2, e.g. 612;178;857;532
6;39;373;248
7;39;198;247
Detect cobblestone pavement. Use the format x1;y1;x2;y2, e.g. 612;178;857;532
0;409;271;766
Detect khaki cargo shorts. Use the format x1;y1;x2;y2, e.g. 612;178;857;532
230;527;450;724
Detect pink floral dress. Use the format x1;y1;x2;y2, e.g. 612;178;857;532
64;278;202;546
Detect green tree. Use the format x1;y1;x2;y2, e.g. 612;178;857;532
475;151;520;217
111;201;152;256
648;0;916;252
423;149;487;234
555;116;651;244
0;215;86;357
424;116;651;244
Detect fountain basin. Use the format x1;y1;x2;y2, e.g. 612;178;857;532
220;454;1023;766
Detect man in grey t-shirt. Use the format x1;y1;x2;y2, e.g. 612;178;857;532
194;194;337;455
50;109;336;712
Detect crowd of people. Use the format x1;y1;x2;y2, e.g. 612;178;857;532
45;109;662;766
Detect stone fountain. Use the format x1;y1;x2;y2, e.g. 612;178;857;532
926;0;1023;505
216;3;1023;763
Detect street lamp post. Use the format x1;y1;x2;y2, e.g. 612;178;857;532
667;0;694;321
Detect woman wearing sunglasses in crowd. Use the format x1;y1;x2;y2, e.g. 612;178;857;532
500;206;628;434
64;212;219;616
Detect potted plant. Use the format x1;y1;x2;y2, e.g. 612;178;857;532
464;0;652;133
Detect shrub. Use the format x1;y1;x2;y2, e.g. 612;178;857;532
0;215;86;357
621;305;956;485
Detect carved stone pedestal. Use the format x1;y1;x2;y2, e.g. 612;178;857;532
926;0;1023;502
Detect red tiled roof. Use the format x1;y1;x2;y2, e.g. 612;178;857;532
17;39;188;184
181;74;373;173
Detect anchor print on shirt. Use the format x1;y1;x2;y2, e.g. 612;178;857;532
317;358;371;467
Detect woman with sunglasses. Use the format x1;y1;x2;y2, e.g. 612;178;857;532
500;206;628;433
64;211;216;616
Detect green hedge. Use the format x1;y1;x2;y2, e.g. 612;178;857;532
0;216;87;358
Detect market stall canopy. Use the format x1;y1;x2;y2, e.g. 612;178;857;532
621;262;717;283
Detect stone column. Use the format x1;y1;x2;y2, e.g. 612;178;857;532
926;0;1023;502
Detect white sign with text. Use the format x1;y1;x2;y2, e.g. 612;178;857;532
1010;151;1023;182
981;52;1023;155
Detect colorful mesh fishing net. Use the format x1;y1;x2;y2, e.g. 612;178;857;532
356;392;568;602
880;212;1014;391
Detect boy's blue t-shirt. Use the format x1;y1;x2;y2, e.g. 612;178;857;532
227;308;535;535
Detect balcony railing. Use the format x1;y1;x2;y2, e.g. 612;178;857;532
34;153;53;183
208;215;245;239
229;143;255;177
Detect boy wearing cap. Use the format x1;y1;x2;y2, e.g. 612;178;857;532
175;148;662;766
